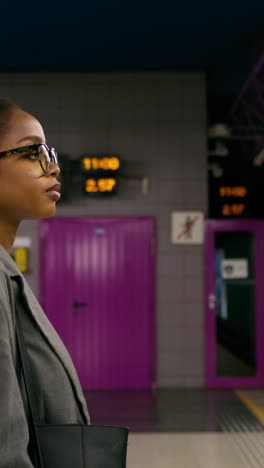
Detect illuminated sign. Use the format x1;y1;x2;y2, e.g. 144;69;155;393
221;203;246;217
85;178;118;193
219;186;247;198
81;156;120;173
209;161;264;218
80;155;120;196
218;185;247;217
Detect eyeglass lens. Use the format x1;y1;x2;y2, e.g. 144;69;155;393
38;145;58;172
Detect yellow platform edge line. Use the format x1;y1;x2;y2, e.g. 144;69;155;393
235;389;264;424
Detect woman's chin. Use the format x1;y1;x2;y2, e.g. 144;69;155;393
41;205;58;218
26;204;58;220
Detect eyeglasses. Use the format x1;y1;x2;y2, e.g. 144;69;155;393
0;143;59;173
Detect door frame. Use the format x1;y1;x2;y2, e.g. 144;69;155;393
205;219;264;387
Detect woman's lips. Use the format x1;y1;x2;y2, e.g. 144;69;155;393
46;183;61;201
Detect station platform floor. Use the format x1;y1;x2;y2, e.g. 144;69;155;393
84;389;264;468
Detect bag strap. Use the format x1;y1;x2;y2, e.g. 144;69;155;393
14;284;43;468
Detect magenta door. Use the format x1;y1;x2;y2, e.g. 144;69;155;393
39;217;156;390
205;220;264;387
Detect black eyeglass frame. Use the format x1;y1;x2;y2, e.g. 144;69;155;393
0;143;58;173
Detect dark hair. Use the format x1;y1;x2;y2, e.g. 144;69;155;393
0;98;21;137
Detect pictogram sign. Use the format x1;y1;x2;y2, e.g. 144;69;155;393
171;211;204;244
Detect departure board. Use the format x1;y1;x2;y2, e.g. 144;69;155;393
209;161;264;218
80;155;120;195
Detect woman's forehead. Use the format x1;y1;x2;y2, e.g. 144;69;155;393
1;109;46;148
0;110;46;151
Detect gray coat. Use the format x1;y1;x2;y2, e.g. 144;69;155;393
0;244;90;467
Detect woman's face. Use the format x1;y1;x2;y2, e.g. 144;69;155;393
0;108;60;222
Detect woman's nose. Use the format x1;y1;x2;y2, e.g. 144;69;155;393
48;161;60;177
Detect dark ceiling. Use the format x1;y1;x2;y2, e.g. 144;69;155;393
3;1;264;123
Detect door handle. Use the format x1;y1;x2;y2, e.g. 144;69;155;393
72;301;88;315
208;293;217;310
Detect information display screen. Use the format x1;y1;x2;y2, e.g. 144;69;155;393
80;155;120;195
209;161;264;218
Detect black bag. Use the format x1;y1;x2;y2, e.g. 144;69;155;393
14;293;128;468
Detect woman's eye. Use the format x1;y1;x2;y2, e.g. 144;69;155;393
27;152;39;161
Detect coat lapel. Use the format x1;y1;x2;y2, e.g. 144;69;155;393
21;277;90;423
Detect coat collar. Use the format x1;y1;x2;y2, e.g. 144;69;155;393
0;244;90;423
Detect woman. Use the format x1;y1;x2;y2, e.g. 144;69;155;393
0;98;90;467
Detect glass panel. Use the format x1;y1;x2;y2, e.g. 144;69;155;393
215;231;256;377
